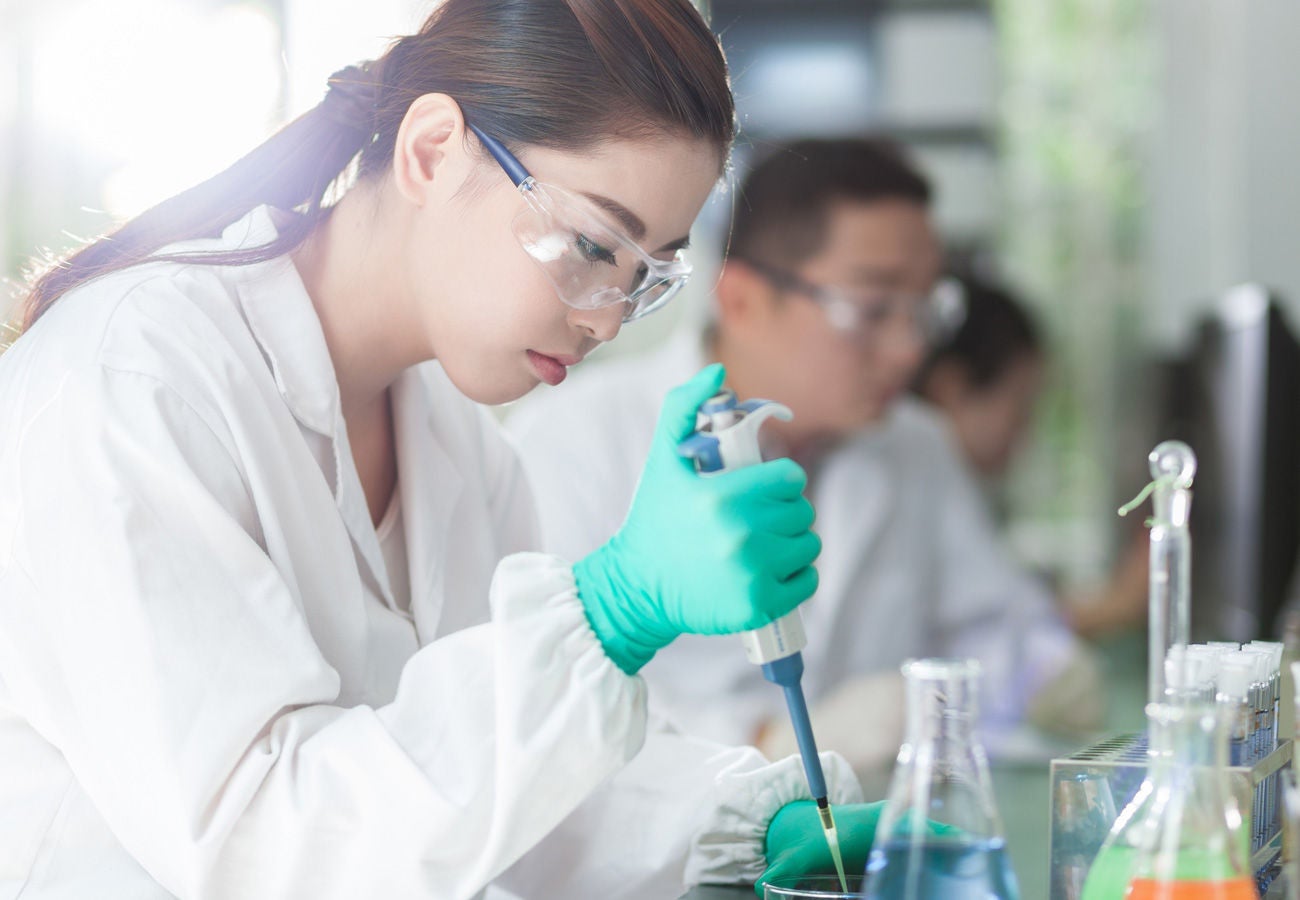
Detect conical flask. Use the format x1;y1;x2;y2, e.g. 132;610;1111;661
863;658;1020;900
1079;703;1258;900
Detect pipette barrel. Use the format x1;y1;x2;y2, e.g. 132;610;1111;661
761;653;828;800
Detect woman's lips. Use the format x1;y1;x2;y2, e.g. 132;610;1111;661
527;350;573;386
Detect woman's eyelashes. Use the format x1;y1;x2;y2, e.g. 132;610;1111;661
574;232;618;266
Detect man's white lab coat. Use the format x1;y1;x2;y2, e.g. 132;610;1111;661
0;209;845;899
506;330;1090;754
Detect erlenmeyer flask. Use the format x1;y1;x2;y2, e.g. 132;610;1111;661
1079;703;1258;900
862;658;1020;900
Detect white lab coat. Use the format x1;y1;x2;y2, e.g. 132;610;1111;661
0;209;839;900
506;330;1085;749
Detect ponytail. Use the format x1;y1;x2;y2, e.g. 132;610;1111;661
18;0;735;333
19;63;384;331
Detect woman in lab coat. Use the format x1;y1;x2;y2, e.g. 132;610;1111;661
0;2;865;897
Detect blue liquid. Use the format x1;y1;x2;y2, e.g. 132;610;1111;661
863;839;1021;900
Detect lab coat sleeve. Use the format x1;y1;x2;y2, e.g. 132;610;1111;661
685;751;864;886
486;719;767;899
927;423;1083;727
4;365;646;899
487;725;862;898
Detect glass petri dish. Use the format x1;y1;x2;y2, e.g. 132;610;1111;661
762;874;866;899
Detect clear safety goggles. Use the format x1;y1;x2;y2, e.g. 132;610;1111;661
737;257;966;345
470;123;692;323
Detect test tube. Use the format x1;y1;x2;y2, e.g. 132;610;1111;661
1216;656;1254;767
1248;641;1283;752
1250;642;1284;844
1293;660;1300;743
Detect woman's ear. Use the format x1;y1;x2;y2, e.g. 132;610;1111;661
392;93;471;207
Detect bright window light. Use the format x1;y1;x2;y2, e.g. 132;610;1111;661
31;1;282;219
744;43;874;135
283;0;428;116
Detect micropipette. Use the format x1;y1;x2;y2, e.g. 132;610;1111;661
679;388;848;891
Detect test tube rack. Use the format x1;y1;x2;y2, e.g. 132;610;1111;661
1047;734;1292;900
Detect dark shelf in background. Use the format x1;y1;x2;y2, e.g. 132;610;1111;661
880;122;996;146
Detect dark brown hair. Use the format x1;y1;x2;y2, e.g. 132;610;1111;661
728;136;930;271
916;272;1043;391
20;0;734;330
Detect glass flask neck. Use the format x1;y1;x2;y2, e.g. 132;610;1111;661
880;659;1004;838
1147;702;1223;770
903;658;980;744
865;659;1020;899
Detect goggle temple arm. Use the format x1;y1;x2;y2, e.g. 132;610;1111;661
468;122;532;188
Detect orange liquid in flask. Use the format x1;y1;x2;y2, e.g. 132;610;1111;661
1125;878;1258;900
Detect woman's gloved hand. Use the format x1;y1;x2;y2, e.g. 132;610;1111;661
573;364;821;674
757;800;885;896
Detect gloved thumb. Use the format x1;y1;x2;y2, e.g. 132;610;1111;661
654;363;727;447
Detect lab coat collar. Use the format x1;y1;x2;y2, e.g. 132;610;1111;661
392;366;463;638
224;207;396;610
221;207;470;635
225;206;341;438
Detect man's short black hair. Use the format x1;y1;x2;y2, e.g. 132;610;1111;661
728;137;932;270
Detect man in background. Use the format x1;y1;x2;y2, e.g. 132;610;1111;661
507;137;1103;772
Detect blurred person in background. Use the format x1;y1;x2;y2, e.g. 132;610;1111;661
911;272;1046;487
0;2;882;897
508;136;1106;780
913;272;1149;640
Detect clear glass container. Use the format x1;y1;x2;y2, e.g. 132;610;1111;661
862;658;1020;900
1079;703;1258;900
1051;770;1119;900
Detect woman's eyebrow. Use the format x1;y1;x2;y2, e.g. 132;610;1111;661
581;191;689;254
581;192;647;241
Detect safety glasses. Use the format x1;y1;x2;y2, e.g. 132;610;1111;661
469;123;692;323
736;257;965;345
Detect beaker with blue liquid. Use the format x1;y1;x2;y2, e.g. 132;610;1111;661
862;658;1020;900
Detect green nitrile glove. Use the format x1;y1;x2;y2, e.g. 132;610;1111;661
757;800;884;896
574;363;821;675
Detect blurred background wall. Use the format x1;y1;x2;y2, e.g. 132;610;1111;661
2;0;1298;610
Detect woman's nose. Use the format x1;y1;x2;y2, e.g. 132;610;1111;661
568;302;624;344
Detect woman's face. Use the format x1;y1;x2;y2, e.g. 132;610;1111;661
409;134;721;406
943;352;1046;478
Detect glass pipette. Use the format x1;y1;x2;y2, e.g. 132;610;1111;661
1119;440;1196;705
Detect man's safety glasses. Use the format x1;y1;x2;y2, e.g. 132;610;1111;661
469;123;692;323
735;257;965;345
